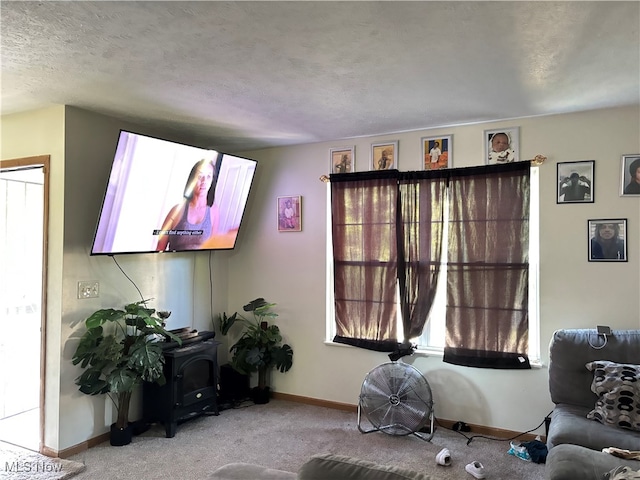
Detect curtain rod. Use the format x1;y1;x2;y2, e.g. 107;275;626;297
319;155;546;182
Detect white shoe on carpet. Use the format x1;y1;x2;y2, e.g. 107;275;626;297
435;448;451;466
465;461;486;479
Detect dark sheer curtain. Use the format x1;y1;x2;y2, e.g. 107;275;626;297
443;162;531;369
330;163;529;364
330;170;447;354
331;171;399;351
397;173;447;341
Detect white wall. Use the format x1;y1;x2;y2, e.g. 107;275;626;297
2;104;638;451
1;106;66;451
60;107;233;450
228;105;640;435
1;106;231;452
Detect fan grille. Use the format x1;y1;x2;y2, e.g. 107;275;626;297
359;362;433;435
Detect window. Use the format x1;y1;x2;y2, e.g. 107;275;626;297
414;168;539;362
326;163;539;366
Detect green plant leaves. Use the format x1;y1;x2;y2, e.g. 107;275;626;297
243;298;278;319
71;301;178;421
218;312;239;336
85;309;125;329
76;370;110;395
245;346;265;367
109;368;138;393
243;298;269;312
124;301;155;319
128;341;164;383
272;344;294;373
72;326;104;367
227;298;293;379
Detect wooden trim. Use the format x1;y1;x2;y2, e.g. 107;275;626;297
0;155;50;169
272;392;357;413
433;418;542;443
40;157;50;454
55;432;110;459
0;155;50;454
272;392;543;442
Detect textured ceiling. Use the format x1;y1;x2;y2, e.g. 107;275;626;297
2;1;639;153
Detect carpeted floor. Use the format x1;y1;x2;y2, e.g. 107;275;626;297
68;399;546;479
0;441;86;480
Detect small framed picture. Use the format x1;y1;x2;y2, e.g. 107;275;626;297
588;219;627;262
421;135;452;170
277;195;302;232
330;146;355;174
557;160;594;204
484;127;519;165
371;141;398;171
620;154;640;196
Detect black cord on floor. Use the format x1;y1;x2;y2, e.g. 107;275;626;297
435;411;552;445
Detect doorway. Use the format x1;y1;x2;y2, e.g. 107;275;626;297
0;155;49;452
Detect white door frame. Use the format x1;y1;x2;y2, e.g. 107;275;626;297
0;155;49;453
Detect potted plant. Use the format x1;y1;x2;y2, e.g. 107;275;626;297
71;300;181;446
219;298;293;404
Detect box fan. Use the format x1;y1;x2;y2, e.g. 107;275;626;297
357;361;434;441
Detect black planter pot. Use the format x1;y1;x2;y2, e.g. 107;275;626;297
251;386;271;404
110;423;133;446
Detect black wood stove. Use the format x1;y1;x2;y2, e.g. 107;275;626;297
142;329;219;438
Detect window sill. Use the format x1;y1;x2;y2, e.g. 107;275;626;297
413;346;544;368
323;340;544;368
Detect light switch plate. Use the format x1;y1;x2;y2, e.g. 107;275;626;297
78;281;99;299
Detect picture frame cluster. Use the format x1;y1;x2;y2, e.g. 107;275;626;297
320;135;638;262
328;127;526;173
555;155;638;263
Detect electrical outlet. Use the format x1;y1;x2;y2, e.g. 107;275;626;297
77;281;99;299
597;325;611;335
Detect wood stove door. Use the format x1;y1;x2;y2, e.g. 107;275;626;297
177;355;217;408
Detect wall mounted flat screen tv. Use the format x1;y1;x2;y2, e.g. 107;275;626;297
91;130;257;255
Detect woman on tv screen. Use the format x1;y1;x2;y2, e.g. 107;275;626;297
156;159;220;251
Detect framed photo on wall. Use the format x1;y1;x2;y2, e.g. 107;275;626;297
421;135;452;170
557;160;594;204
330;146;355;174
620;154;640;196
371;141;398;171
277;195;302;232
484;127;519;165
588;218;627;262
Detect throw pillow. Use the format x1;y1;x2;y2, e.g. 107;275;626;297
585;360;640;432
603;465;640;480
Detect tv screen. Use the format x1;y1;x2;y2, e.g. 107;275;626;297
91;130;257;255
